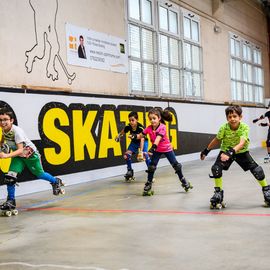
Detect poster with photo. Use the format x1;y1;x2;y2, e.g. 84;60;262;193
66;23;128;73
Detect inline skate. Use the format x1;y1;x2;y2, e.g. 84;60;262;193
210;187;226;209
180;178;193;192
1;199;18;217
262;185;270;206
264;156;270;163
124;169;135;182
142;180;154;196
51;177;65;195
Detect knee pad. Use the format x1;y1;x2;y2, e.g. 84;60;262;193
211;164;222;178
124;152;132;160
147;164;156;173
2;172;18;185
251;166;265;180
172;163;182;173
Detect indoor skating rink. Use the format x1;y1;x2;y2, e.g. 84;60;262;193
0;148;270;270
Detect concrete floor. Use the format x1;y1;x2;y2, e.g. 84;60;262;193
0;148;270;270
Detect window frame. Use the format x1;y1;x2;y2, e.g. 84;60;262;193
127;0;203;100
229;33;264;104
157;1;183;98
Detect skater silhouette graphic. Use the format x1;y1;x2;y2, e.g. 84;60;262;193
25;0;76;85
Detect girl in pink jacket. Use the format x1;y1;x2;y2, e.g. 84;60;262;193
133;108;192;196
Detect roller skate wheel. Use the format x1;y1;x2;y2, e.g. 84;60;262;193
5;211;12;217
60;189;65;195
216;204;222;209
210;204;214;209
185;185;193;192
125;177;135;182
142;190;153;196
221;202;227;208
12;209;19;216
143;190;154;196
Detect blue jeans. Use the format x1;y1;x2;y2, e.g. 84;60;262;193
147;151;184;182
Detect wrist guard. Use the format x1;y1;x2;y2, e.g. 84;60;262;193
260;123;268;127
148;144;157;154
115;134;121;142
253;115;264;123
200;148;210;158
225;148;235;158
0;143;10;154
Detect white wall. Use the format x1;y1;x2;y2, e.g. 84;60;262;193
0;90;267;198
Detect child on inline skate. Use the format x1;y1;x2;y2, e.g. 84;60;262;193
115;111;150;182
0;107;65;216
133;108;192;195
201;105;270;209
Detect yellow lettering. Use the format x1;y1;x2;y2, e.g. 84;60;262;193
98;111;122;158
0;129;11;172
73;110;97;161
169;113;177;149
43;108;70;165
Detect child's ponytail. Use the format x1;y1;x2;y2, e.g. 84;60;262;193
161;109;173;122
148;107;173;123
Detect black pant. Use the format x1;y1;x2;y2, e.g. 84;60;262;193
213;151;258;172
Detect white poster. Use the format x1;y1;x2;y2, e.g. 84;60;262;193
66;23;128;73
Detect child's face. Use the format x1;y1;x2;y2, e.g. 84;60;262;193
0;113;13;132
226;111;242;130
129;116;138;128
148;113;160;128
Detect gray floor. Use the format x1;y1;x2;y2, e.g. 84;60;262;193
0;148;270;270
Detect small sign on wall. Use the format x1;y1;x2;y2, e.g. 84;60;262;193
66;23;128;74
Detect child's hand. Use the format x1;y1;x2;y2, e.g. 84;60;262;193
220;153;230;162
148;144;157;156
0;152;8;159
200;148;210;160
137;150;144;162
221;148;235;162
115;136;120;142
129;134;137;140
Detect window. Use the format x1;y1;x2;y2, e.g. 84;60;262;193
128;18;155;93
128;0;152;24
230;34;264;104
158;3;181;96
127;0;202;99
182;9;201;98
